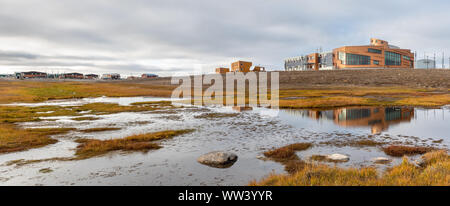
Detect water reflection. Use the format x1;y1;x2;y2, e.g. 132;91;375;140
284;107;415;134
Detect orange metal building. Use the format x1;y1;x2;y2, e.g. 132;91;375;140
285;38;415;71
333;38;414;69
307;53;320;70
215;67;230;74
231;61;252;72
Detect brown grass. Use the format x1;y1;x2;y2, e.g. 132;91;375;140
320;139;386;147
1;81;449;108
74;129;194;159
383;145;434;157
72;117;100;121
250;150;450;186
0;125;75;153
79;127;122;133
264;143;313;161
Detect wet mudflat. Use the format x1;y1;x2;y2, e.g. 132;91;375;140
0;97;448;185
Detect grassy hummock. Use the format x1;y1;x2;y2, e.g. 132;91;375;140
251;150;450;186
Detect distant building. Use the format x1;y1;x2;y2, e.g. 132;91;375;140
127;76;139;80
253;66;266;72
15;71;47;79
285;56;309;71
62;73;84;79
415;59;436;69
319;52;334;70
285;38;415;71
215;61;265;73
102;73;121;80
333;38;414;69
231;61;252;72
0;74;13;78
141;73;158;78
215;67;230;74
85;74;99;79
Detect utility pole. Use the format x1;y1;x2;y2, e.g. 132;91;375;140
433;53;436;69
442;52;445;69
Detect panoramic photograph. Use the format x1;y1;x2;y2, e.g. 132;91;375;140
0;0;449;201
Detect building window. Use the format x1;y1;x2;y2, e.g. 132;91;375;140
385;51;401;66
368;48;382;54
373;60;379;65
345;53;371;65
403;55;411;61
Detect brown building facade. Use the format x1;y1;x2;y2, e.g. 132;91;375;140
62;73;84;79
231;61;252;72
285;38;414;71
16;71;47;79
215;67;230;74
333;38;414;69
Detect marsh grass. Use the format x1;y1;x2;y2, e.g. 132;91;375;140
72;117;100;121
383;145;434;157
0;81;176;104
0;125;74;153
79;128;122;133
74;129;194;159
250;150;450;186
1;81;449;108
0;97;177;154
264;143;313;160
5;129;195;166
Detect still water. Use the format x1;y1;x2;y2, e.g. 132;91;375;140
0;97;448;185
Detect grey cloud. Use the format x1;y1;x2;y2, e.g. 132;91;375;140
1;0;450;75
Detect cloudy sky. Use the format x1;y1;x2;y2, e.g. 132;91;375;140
1;0;449;76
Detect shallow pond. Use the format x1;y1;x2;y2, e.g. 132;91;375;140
0;97;448;185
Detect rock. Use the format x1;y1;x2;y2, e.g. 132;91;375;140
373;157;391;164
414;158;426;167
326;154;350;162
197;151;238;168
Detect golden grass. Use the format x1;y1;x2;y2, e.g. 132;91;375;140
0;124;75;153
0;101;174;124
0;81;175;104
277;87;450;108
74;129;194;159
383;145;434;157
279;96;372;109
1;81;449;108
250;150;450;186
396;94;450;107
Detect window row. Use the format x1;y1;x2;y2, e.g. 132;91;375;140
385;51;401;66
345;53;371;65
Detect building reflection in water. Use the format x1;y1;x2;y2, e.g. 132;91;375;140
284;107;414;134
